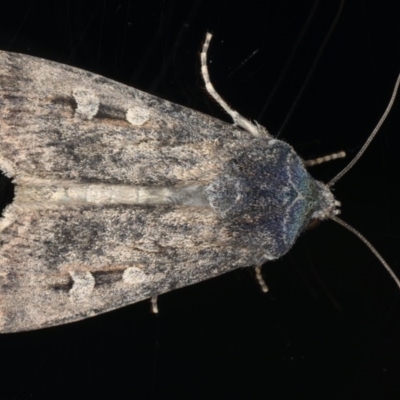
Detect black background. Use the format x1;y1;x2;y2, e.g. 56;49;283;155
1;1;400;399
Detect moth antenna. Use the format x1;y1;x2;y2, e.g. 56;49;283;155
201;32;270;138
331;216;400;290
255;265;269;293
328;71;400;187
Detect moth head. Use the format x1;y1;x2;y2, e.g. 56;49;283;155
309;181;340;222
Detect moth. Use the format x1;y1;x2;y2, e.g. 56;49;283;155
0;33;398;333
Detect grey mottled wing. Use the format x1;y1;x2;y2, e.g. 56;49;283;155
0;50;250;186
0;50;263;332
0;205;257;332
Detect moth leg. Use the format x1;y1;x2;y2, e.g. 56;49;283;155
150;296;159;314
254;265;269;293
304;151;346;167
201;33;271;139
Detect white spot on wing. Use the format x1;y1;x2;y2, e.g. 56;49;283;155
69;271;95;302
72;88;100;120
126;105;150;126
123;266;148;284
